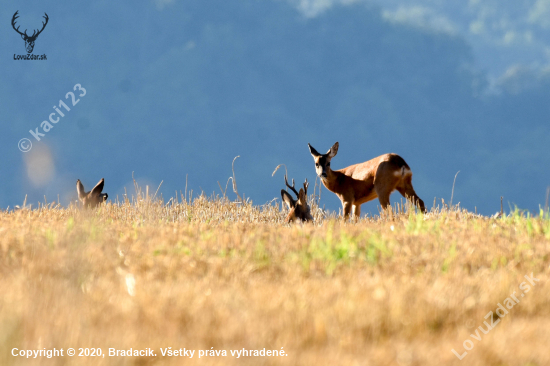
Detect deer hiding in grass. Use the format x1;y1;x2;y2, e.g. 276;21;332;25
76;178;108;208
308;142;426;218
281;175;313;223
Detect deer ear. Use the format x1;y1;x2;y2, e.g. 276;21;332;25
308;143;321;158
298;188;307;206
328;142;339;158
281;190;296;209
76;180;86;199
90;178;105;197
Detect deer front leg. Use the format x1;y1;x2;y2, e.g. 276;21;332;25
352;204;361;218
342;201;352;219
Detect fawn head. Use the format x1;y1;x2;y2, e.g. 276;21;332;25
76;178;108;208
308;142;338;179
281;175;313;223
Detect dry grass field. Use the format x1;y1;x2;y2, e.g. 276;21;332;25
1;187;549;366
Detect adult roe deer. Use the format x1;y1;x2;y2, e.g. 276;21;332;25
308;142;426;218
281;175;313;223
76;178;108;208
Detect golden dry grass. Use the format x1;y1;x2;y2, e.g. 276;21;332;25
1;190;549;366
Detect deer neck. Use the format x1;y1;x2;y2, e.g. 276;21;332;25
320;168;342;193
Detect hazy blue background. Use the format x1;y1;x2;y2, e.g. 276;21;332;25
1;0;549;215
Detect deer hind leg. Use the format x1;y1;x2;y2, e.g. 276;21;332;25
375;181;396;212
342;201;353;219
374;178;400;212
397;176;426;213
375;189;392;211
374;162;402;212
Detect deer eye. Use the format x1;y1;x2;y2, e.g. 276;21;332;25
327;162;330;166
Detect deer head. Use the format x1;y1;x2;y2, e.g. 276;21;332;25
281;175;313;223
76;178;108;208
12;11;49;54
308;142;338;180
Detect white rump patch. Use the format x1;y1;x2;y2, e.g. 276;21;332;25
394;168;412;177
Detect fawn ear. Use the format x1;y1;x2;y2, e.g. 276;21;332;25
298;188;307;206
90;178;105;197
328;142;339;158
308;143;321;158
76;179;86;199
281;190;296;209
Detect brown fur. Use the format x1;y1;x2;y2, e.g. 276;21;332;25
76;178;108;208
281;175;313;223
308;142;425;218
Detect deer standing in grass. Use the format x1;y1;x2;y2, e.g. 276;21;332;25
308;142;426;218
281;175;313;223
76;178;108;208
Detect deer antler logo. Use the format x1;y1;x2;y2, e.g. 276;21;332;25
12;11;49;54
